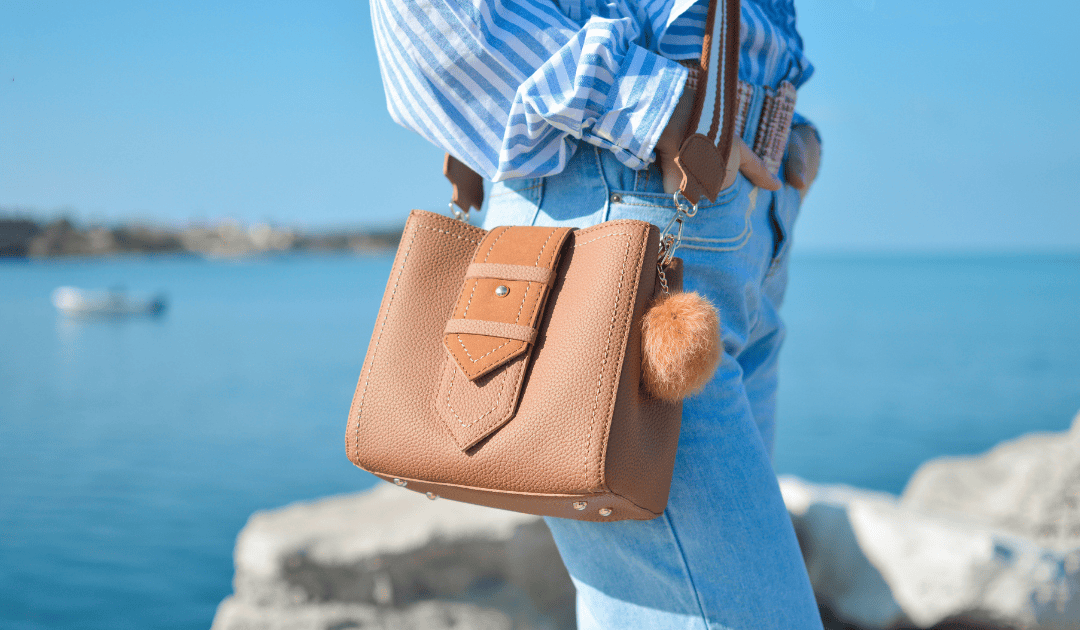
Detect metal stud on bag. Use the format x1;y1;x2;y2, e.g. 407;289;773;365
573;501;588;510
393;478;407;487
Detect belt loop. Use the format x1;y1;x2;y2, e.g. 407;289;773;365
740;85;767;147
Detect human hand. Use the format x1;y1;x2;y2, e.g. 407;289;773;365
655;90;783;195
784;123;821;202
657;100;821;200
655;87;697;195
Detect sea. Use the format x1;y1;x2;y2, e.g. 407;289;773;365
1;252;1078;629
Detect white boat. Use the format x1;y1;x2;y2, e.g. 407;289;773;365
51;286;167;317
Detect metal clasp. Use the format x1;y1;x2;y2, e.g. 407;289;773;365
450;202;470;223
656;192;698;295
658;192;698;266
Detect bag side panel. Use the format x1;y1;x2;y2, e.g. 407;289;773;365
604;247;684;515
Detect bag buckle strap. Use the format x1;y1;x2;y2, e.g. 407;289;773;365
444;225;572;381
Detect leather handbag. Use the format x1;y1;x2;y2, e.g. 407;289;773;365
345;0;741;522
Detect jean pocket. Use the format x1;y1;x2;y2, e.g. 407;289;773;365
768;184;801;266
675;175;755;252
605;175;753;251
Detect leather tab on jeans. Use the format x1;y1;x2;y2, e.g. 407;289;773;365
675;134;729;206
443;153;485;213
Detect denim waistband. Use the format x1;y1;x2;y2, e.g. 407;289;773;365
490;81;786;216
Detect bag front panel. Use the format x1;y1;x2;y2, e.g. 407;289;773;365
347;212;666;503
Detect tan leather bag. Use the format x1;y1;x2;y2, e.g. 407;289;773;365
346;0;740;521
346;210;684;521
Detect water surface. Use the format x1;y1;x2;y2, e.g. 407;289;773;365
1;253;1078;629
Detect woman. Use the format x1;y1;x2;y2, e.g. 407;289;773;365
371;1;823;627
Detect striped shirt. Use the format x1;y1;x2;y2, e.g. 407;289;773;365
371;0;813;181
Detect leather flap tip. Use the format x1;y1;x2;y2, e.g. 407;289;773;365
438;225;572;451
444;226;572;381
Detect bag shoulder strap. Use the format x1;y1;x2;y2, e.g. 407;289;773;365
445;0;739;211
675;0;740;205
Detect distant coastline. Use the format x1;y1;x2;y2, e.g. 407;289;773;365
0;217;401;258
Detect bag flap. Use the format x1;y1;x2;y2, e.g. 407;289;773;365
437;225;571;452
443;226;572;381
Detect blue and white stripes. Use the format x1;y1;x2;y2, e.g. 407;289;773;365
371;0;812;181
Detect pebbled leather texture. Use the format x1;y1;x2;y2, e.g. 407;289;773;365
346;210;683;521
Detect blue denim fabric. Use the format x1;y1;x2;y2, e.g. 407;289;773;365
481;146;821;630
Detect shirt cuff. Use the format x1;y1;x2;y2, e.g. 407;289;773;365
586;47;689;170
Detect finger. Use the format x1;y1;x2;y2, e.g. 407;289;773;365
784;131;808;190
801;126;821;186
660;153;681;195
737;138;781;191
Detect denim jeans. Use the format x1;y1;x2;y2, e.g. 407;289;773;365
481;145;822;630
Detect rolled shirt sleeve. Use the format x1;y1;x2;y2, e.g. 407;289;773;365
371;0;688;181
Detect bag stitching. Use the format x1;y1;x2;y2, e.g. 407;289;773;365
352;221;424;462
574;232;632;248
597;228;648;494
584;232;632;490
456;334;512;363
533;229;557;266
463;227;506;319
483;227;507;262
416;224;482;244
513;282;532;323
543;229;568;268
572;221;640;237
445;366;510;430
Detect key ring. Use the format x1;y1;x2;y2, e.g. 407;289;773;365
658;191;699;267
450;202;470;223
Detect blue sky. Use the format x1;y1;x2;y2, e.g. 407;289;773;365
1;0;1077;251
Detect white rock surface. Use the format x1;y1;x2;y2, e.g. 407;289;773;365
214;413;1080;630
782;411;1080;630
902;413;1080;551
213;598;512;630
211;483;571;630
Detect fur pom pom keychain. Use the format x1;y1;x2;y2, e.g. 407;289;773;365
641;289;721;401
640;198;723;401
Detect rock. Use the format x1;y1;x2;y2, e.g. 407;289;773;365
782;411;1080;630
215;414;1080;630
902;412;1080;550
213;598;512;630
211;483;574;630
